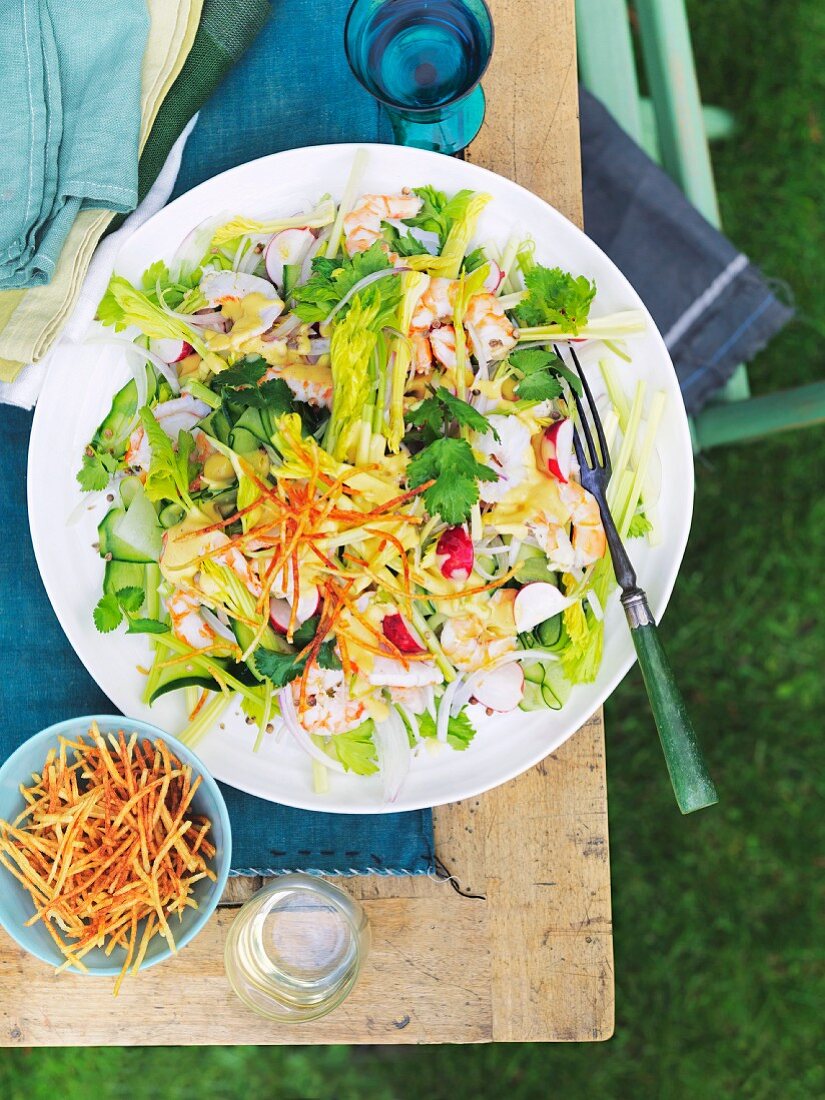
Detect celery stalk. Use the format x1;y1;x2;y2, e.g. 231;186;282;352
178;691;233;748
320;148;367;260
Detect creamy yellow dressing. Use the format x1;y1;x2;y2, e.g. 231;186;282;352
205;293;283;352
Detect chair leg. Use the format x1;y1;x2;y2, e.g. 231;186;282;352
693;381;825;449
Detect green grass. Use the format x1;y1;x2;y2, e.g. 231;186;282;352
1;1;823;1096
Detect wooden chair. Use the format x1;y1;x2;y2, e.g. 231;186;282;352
575;0;825;449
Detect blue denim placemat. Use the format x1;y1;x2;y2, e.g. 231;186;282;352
0;408;434;877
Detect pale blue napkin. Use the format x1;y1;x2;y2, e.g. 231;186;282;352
0;0;149;290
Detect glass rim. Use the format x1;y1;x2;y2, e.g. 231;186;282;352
344;0;495;115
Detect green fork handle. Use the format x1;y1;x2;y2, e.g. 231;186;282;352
622;591;719;814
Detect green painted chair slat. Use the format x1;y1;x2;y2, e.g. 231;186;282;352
575;0;825;448
574;0;645;146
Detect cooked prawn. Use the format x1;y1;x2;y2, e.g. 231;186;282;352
464;292;518;363
530;481;606;569
263;364;333;409
473;414;533;504
439;590;518;672
292;665;367;735
167;590;217;650
409;278;517;375
343;193;423;256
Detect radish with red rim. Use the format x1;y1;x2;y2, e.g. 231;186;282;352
264;228;315;288
539;417;574;482
436;526;474;581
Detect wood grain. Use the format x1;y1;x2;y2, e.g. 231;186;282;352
0;0;615;1046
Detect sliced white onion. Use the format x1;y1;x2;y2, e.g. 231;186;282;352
436;675;466;742
277;688;348;774
262;312;302;343
85;337;181;395
586;588;604;622
200;607;238;643
396;704;421;745
322;268;404;326
172;213;229;279
373;708;411;803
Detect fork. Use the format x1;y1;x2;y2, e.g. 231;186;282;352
558;345;719;815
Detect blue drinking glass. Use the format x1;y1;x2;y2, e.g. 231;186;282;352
345;0;494;155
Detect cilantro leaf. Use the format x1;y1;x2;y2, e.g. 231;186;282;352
126;618;170;635
408;437;496;524
417;707;476;751
627;512;653;539
211;358;267;390
317;639;342;670
516;372;564;402
253;648;304;688
514;265;597;332
405;187;475;246
93;595;122;633
213;357;295;414
508;347;582;401
327;720;379;775
77;450;119;492
291;615;320;649
292;242;395;324
115;586;145;614
407;386;498;441
253;635;341;686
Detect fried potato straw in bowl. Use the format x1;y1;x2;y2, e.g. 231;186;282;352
0;722;216;993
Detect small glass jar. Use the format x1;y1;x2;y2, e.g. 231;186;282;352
224;874;370;1022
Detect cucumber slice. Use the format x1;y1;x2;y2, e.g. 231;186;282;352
540;681;564;710
519;680;546;711
542;663;573;708
148;664;221;704
536;614;562;648
159;503;186;528
230;407;272;450
119;475;142;508
522;660;546;684
200;407;232;445
103;561;146;601
98;488;162;563
91;369;157;454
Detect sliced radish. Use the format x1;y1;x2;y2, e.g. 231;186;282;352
471;663;524;712
539;417;574;482
382;613;426;654
269;584;320;634
483;259;504;294
264;228;315;287
149;337;193;363
436;526;474;580
513;582;571;633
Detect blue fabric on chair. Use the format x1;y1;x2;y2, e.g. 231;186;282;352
580;89;793;415
0;408;434;878
173;0;386;198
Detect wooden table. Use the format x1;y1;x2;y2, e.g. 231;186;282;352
0;0;614;1046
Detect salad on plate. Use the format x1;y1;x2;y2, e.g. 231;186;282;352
77;151;663;801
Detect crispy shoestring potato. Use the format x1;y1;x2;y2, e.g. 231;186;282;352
0;723;216;994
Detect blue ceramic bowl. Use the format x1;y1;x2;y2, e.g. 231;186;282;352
0;715;231;975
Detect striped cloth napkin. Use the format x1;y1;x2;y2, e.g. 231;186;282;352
0;0;205;387
0;0;148;291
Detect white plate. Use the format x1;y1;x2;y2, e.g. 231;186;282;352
29;142;693;814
